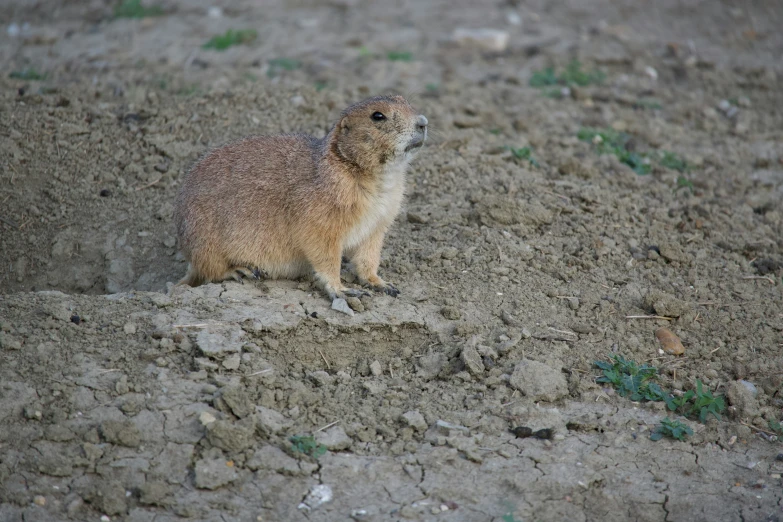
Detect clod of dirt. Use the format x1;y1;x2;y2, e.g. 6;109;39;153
85;481;127;516
194;458;239;490
345;296;365;312
99;420;141;448
196;325;245;358
726;380;761;418
256;406;293;435
246;446;301;474
752;258;782;276
441;306;461;320
658;241;690;263
205;419;255;451
315;425;352;450
417;352;447;380
644;290;691;317
400;410;428;432
509;359;568;402
219;386;255;418
655;328;685;355
139;481;174;506
460;344;484;376
369;360;383;376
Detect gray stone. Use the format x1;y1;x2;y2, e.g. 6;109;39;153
417;352;446;380
727;380;760;418
256;406;292;435
331;298;355;316
400;410;428;432
196;325;245;358
369;360;383;376
194;458;238;490
509;359;568;402
220;386;254;418
246;445;301;474
315;425;352;450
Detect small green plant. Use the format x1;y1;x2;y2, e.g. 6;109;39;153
529;60;604;88
650;417;693;441
635;97;663;110
506;146;540;168
203;29;258;51
769;419;783;437
660;151;688;172
387;51;413;62
577;127;651;175
266;57;301;78
114;0;163;19
9;68;46;81
290;435;327;458
689;380;726;422
595;355;664;401
314;80;329;91
675;175;694;193
425;83;439;92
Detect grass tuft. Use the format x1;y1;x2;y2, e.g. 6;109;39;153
387;51;413;62
289;435;327;458
530;60;604;88
651;417;693;441
114;0;163;19
10;68;46;81
203;29;258;51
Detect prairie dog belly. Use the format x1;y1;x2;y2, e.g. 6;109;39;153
344;162;407;250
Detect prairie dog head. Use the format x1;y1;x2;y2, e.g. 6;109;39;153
334;95;427;172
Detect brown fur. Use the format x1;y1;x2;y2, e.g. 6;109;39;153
173;95;427;300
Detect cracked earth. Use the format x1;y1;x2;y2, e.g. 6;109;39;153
1;0;783;521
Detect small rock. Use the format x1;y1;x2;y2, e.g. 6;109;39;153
726;380;760;418
658;242;689;263
655;328;685;355
298;484;333;512
220;386;254;418
417;352;446;380
345;296;364;312
645;290;691;318
332;298;355;316
460;344;484;376
88;481;127;516
400;410;428;432
123;322;137;335
441;306;461;320
500;310;521;327
407;211;429;224
222;353;241;370
207;6;223;18
441;247;458;260
33;495;46;506
369;360;383;376
194;458;238;490
0;333;22;350
256;406;292;435
315;425;352;450
509;359;568;402
196;325;244;358
453;28;509;52
199;412;216;426
739;380;758;398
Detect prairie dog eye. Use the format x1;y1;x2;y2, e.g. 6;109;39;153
371;111;386;121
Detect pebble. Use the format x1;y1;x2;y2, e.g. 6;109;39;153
33;495;46;506
345;296;364;312
298;484;333;512
123;322;137;335
453;28;510;52
739;380;758;398
460;344;484;376
315;425;352;450
222;353;241;370
199;412;217;426
207;6;223;18
331;298;355;317
655;328;685;355
441;306;461;320
369;360;383;376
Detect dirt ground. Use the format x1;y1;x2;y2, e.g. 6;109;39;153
1;0;783;520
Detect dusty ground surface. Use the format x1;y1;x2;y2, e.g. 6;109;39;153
2;0;783;521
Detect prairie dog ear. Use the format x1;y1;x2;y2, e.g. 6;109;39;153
339;116;350;134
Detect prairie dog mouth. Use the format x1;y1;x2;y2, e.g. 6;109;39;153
405;135;425;152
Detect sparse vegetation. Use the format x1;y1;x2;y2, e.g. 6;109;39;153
769;419;783;438
9;68;46;81
114;0;163;19
387;51;413;62
675;175;694;193
266;57;301;78
577;127;651;175
289;435;327;458
202;29;258;51
651;417;693;441
660;151;688;172
506;146;540;167
530;60;605;88
595;356;726;425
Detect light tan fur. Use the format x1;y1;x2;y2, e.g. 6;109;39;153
173;95;427;300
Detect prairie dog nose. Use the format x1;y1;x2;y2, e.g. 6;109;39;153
416;114;428;131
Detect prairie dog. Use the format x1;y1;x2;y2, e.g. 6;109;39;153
174;95;427;300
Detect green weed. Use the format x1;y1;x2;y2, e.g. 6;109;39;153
688;380;726;422
314;80;329;91
769;419;783;437
675;175;694;193
577;127;651;175
650;417;693;442
266;57;301;78
660;151;689;172
506;146;540;168
203;29;258;51
9;68;46;81
387;51;413;62
289;435;327;458
529;60;604;88
425;83;440;92
114;0;163;19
